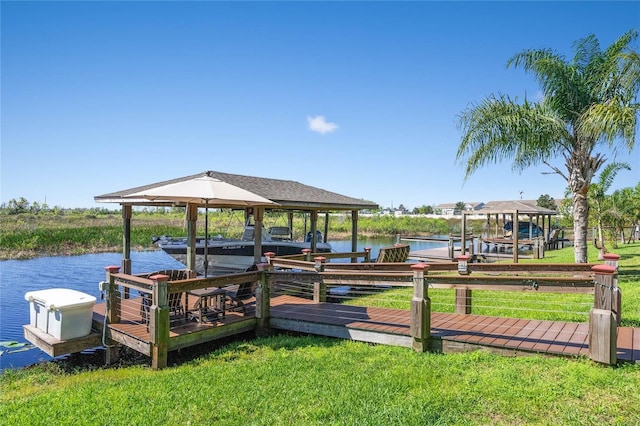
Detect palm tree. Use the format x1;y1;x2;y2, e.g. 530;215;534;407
589;162;631;259
456;30;640;263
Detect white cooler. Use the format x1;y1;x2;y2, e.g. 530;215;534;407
24;288;96;340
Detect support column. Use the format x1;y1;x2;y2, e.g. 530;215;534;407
589;265;617;365
351;210;359;259
455;255;472;314
310;210;318;252
256;263;272;336
186;204;198;275
254;207;264;265
121;205;132;276
313;257;326;303
104;265;122;366
302;248;312;262
447;234;454;260
287;211;294;240
149;274;169;370
364;247;372;263
410;263;430;352
323;212;329;243
461;213;467;255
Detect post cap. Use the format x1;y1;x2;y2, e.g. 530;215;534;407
149;274;170;281
410;263;430;271
591;264;616;274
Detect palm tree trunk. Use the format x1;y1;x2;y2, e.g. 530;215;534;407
572;193;589;263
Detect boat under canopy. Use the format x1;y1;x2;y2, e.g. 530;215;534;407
154;223;332;275
94;170;379;275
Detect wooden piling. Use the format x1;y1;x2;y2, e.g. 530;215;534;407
256;263;272;336
410;263;430;352
590;265;617;365
313;257;327;303
149;274;169;370
104;265;122;366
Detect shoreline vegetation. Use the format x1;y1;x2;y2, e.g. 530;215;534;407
0;210;464;260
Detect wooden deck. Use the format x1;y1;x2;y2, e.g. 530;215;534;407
91;295;257;355
32;293;638;364
268;295;640;362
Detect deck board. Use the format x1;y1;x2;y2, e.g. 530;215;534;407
269;295;638;362
84;294;638;363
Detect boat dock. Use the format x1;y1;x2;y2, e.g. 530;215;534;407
23;254;637;369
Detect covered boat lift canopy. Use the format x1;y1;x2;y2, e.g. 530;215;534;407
94;170;378;274
460;200;558;263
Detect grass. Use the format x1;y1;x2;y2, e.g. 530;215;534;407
1;234;639;424
1;336;639;425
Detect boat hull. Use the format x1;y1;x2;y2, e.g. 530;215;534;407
158;239;332;275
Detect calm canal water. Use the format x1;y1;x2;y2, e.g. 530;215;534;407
0;237;444;371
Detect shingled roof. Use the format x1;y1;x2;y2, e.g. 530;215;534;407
475;200;557;215
94;170;378;211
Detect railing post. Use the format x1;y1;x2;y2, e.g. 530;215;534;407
149;274;169;370
448;234;455;260
104;265;122;365
455;255;472;314
364;247;372;262
264;252;275;265
313;256;326;303
603;254;622;325
302;248;312;262
256;263;272;336
532;238;539;259
589;265;617;365
410;263;430;352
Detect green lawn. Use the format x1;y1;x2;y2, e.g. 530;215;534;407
1;243;639;425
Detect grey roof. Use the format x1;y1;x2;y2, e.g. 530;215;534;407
94;170;378;211
470;200;557;215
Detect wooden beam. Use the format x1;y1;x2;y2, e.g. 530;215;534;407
122;205;132;275
23;325;102;358
186;204;198;274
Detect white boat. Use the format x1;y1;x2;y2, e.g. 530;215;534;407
153;224;332;275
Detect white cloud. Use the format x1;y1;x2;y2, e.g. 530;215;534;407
307;115;338;134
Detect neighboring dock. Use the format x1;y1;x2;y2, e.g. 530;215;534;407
400;235;472;262
402;235;546;263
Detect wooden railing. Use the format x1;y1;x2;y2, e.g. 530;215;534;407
265;253;622;365
103;266;261;369
102;254;622;369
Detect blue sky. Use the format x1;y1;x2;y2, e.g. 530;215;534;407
2;1;639;210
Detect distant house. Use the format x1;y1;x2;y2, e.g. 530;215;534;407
435;202;484;216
